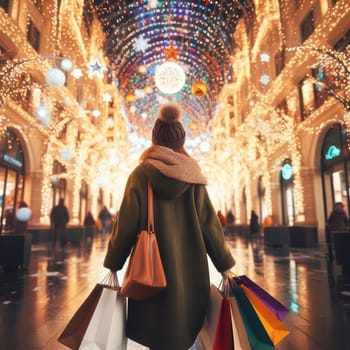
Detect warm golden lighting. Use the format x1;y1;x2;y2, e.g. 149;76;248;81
1;0;348;229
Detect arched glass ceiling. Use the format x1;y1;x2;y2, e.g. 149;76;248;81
91;0;255;142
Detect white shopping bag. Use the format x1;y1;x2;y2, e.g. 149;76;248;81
79;287;127;350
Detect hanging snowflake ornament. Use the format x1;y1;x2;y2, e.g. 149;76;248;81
61;147;73;161
87;59;107;78
102;93;112;102
260;53;270;62
134;36;149;53
91;109;101;117
71;68;83;79
259;74;270;85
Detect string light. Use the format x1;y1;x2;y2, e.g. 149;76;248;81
5;0;348;226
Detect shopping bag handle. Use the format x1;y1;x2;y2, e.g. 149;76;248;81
147;180;155;233
219;274;244;296
100;271;120;291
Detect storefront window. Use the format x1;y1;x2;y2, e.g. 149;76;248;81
0;0;10;12
0;128;25;233
321;123;350;222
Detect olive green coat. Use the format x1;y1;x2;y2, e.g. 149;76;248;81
104;163;235;350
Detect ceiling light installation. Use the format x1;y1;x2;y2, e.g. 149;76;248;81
90;0;255;140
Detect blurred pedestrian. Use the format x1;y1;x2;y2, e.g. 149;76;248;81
83;211;96;227
226;209;235;225
326;202;348;261
84;211;96;238
327;202;348;231
249;210;259;234
50;198;70;247
98;205;112;235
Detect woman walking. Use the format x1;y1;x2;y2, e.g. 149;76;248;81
104;103;235;350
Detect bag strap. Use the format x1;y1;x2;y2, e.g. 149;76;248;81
147;180;154;233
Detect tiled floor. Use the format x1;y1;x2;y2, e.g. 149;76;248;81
0;233;349;350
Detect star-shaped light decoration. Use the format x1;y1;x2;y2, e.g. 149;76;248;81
102;93;112;102
91;109;101;117
134;35;149;53
259;74;270;85
87;59;107;78
71;68;83;79
164;43;181;61
260;53;270;62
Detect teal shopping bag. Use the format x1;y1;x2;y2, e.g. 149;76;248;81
230;285;275;350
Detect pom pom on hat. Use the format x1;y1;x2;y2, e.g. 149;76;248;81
157;103;182;122
152;103;186;150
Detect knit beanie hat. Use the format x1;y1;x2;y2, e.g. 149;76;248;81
152;103;186;150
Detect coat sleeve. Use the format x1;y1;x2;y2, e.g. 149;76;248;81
195;185;235;273
103;170;144;270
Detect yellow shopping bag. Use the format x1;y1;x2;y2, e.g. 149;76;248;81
241;285;290;345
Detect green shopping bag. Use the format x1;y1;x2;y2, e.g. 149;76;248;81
230;285;275;350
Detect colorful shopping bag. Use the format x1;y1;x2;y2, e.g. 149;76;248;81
200;284;234;350
58;272;127;350
241;285;290;345
79;286;127;350
230;285;275;350
213;296;234;350
58;284;104;349
230;297;252;350
235;275;289;320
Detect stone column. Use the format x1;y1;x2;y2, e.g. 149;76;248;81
299;167;318;225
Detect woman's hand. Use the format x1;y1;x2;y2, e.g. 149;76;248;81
221;269;235;280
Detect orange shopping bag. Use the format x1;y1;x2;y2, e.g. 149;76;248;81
241;285;289;345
